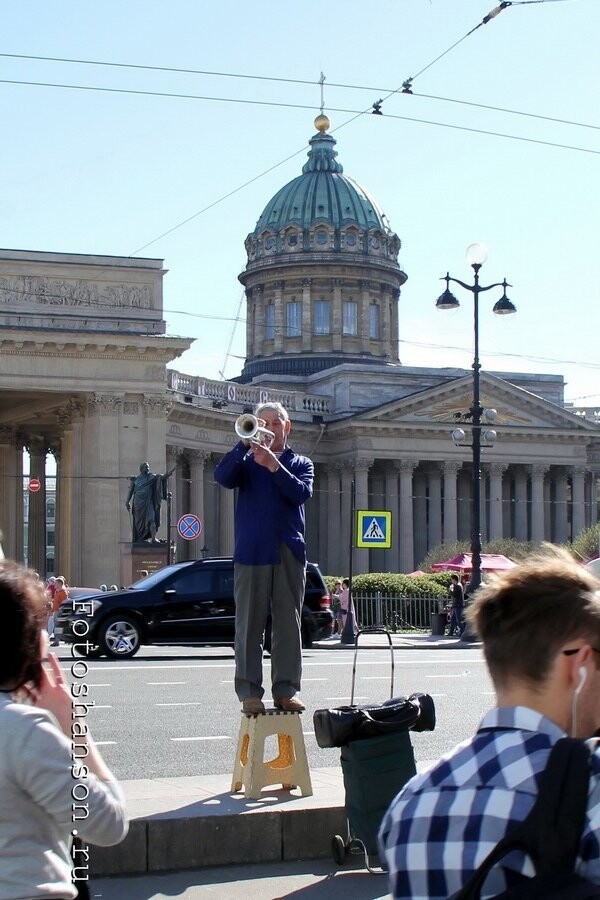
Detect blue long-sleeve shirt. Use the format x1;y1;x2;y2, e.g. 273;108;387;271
213;441;314;565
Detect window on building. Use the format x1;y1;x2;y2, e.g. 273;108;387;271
343;300;358;336
313;299;330;335
265;304;275;340
369;303;380;339
46;499;56;519
47;531;55;547
315;230;328;246
286;301;302;337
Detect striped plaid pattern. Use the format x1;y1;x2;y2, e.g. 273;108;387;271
379;707;600;899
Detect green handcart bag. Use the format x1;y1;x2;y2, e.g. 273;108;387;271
328;628;434;873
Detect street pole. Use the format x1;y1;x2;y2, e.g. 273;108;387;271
470;264;483;595
166;490;173;565
340;479;357;645
436;244;516;605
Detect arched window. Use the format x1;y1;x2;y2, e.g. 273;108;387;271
286;301;302;337
343;300;358;336
314;299;330;335
265;304;275;340
369;303;380;339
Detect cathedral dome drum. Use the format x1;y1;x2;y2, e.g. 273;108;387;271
238;117;407;382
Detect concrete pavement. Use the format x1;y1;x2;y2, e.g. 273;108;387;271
92;859;391;898
89;633;479;890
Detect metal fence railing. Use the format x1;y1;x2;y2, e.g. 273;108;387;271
352;592;445;632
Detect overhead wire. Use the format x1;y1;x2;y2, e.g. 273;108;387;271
2;51;595;132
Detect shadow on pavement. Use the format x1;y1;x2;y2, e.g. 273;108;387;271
93;860;390;899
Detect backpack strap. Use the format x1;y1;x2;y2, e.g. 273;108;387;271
452;738;592;899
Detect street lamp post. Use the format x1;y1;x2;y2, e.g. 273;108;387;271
436;243;516;596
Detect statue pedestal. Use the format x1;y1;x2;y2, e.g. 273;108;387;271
121;543;168;587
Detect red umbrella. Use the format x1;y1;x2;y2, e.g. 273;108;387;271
431;553;516;573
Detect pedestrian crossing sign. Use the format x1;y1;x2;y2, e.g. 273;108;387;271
356;510;392;549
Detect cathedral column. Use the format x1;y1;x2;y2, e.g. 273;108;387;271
189;451;209;553
339;461;353;575
0;425;23;562
0;426;23;562
245;288;255;359
273;281;284;353
301;279;312;351
316;463;328;571
218;473;235;556
354;457;373;574
27;436;47;576
590;472;598;528
54;411;72;580
326;466;342;575
489;463;506;541
359;280;370;353
428;466;442;550
166;446;182;560
381;288;392;358
413;470;427;570
571;466;586;540
531;464;548;542
553;468;569;543
514;466;529;541
254;286;265;354
384;463;400;572
396;460;416;574
443;461;460;544
81;395;123;586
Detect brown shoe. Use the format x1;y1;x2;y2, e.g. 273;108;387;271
274;696;305;712
242;697;265;715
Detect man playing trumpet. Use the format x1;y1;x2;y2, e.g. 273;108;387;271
214;402;314;714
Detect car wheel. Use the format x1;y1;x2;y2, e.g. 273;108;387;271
72;643;104;659
98;615;142;659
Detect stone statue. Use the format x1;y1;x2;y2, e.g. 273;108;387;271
125;462;174;544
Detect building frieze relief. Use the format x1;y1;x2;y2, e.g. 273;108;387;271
0;275;153;310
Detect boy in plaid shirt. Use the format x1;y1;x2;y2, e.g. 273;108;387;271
380;549;600;899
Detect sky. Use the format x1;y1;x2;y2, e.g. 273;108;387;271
1;0;599;407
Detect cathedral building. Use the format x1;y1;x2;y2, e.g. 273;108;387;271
0;117;598;586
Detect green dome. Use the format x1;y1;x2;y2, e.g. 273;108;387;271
244;124;400;262
254;132;390;234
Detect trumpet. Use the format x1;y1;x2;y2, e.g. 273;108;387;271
234;414;275;447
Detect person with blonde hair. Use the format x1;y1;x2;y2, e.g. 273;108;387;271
0;560;127;898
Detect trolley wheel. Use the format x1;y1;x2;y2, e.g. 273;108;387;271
332;834;347;865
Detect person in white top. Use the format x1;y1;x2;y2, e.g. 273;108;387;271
0;560;128;899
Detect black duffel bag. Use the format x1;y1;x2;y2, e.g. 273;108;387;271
313;691;435;748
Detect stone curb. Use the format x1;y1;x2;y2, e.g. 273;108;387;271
90;768;348;878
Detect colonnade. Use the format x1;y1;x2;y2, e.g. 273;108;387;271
311;458;596;575
1;424;597;583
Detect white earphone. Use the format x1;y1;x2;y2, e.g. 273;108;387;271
575;666;588;697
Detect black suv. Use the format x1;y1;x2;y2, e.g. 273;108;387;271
55;558;333;660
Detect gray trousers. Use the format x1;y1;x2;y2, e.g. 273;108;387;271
234;543;305;701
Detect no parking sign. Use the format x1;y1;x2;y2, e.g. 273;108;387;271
177;514;202;541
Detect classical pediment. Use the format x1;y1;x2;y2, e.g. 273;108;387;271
352;373;598;432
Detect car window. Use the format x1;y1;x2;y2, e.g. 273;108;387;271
305;569;322;589
130;562;192;590
214;570;235;595
169;570;214;597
